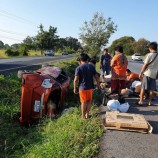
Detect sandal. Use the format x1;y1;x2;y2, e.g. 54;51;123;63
146;102;153;106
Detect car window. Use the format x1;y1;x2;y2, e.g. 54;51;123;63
135;54;141;56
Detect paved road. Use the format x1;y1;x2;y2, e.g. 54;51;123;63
98;59;158;158
0;55;73;75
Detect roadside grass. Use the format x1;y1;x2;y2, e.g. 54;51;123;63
28;50;42;56
0;50;8;58
0;59;103;158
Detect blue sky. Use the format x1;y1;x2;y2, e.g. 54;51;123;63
0;0;158;46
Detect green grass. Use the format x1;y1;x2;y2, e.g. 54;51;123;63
28;50;42;56
0;59;103;158
0;50;8;58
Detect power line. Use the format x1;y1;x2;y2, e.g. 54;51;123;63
0;28;28;37
0;34;23;42
0;8;38;26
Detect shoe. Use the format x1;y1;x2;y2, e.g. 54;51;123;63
146;102;153;106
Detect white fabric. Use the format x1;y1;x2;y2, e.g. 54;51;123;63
131;81;141;88
118;103;130;113
144;53;158;79
107;100;120;111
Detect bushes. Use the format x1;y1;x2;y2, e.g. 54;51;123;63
5;49;20;56
5;46;29;57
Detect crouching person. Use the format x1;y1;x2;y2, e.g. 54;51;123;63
73;53;100;119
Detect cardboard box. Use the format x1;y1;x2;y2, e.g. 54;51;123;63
103;111;152;133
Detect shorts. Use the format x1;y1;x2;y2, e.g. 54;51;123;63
100;67;110;76
141;75;156;91
79;89;93;103
111;79;126;92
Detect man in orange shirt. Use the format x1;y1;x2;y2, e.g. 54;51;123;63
126;69;140;88
110;46;128;95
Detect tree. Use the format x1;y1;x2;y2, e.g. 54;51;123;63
35;24;59;53
55;37;81;53
0;40;4;49
11;43;20;49
133;38;150;55
109;36;135;56
79;12;117;56
23;36;36;50
65;37;81;51
4;44;10;49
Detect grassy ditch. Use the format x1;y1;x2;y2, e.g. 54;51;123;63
0;59;103;158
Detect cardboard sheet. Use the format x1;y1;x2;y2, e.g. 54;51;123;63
103;111;153;133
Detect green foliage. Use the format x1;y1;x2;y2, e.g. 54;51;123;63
0;75;21;105
80;12;117;57
133;38;150;55
0;40;4;49
36;24;59;52
5;48;20;56
109;36;135;56
63;46;76;54
18;44;29;56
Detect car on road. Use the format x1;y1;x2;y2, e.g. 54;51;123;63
131;53;142;61
62;52;68;55
44;50;55;56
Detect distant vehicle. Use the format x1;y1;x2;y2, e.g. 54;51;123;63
44;50;55;56
131;54;142;61
62;52;68;55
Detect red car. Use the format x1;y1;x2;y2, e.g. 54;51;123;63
18;66;70;125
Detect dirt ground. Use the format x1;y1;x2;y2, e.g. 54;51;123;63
98;96;158;158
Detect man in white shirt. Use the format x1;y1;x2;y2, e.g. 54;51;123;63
137;42;158;106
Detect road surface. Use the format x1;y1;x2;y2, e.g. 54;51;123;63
98;59;158;158
0;55;73;75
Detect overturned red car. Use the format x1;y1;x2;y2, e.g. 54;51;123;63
18;66;70;125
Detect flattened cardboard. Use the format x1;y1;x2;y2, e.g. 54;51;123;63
103;112;152;133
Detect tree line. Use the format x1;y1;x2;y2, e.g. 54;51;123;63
0;24;81;56
0;12;153;57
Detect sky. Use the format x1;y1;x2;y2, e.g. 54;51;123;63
0;0;158;46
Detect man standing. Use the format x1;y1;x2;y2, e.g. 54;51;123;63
74;53;100;119
110;46;128;95
100;48;112;82
137;42;158;106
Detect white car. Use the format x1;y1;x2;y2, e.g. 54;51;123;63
131;54;142;61
44;50;55;56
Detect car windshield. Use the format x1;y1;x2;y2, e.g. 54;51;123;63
135;54;141;56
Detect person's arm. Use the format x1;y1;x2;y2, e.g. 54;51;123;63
110;58;115;67
100;55;103;69
139;54;149;80
73;76;79;94
139;63;148;80
94;73;100;89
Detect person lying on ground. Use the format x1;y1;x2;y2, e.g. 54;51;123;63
126;69;140;88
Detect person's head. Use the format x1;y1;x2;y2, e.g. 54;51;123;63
126;69;131;76
89;56;97;65
115;46;123;54
103;48;108;55
77;53;90;64
149;42;157;52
